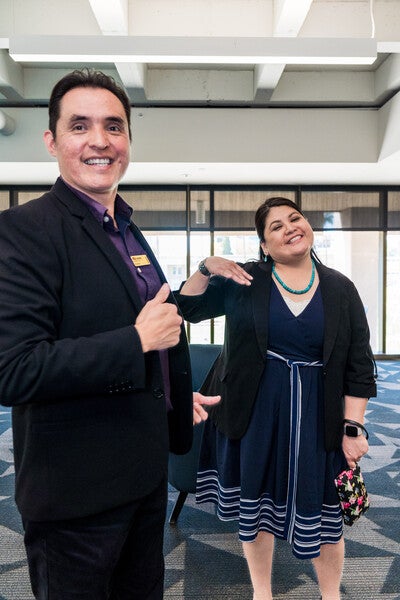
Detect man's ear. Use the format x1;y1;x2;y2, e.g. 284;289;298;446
43;130;57;158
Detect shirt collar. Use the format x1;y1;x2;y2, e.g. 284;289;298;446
61;178;133;226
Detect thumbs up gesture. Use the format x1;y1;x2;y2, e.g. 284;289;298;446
134;283;183;352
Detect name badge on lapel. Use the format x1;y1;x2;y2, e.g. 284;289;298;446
130;254;151;268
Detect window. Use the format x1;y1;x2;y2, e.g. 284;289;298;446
388;192;400;229
214;190;296;229
190;191;210;229
313;231;381;353
0;191;9;211
17;190;51;205
123;190;186;229
186;232;212;343
386;232;400;354
143;231;187;292
2;184;399;355
302;191;380;229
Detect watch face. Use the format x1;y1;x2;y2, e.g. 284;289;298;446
345;424;359;437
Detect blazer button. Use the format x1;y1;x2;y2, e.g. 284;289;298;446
153;388;164;399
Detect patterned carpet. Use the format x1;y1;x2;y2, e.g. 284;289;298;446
1;362;399;599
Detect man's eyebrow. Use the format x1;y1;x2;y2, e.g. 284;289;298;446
105;116;126;126
67;115;126;125
68;114;89;123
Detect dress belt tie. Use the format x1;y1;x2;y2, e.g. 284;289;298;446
266;350;323;543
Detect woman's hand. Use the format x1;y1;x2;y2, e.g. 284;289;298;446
204;257;253;286
192;392;221;425
179;256;253;296
342;435;369;469
343;396;369;468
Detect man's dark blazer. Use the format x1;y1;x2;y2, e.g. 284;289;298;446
0;178;193;521
175;259;377;451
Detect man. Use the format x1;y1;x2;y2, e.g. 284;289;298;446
0;69;218;599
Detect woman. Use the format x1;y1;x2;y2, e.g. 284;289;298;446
174;197;376;600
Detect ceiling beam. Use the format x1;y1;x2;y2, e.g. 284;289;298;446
273;0;314;36
253;0;315;101
379;90;400;160
254;64;285;102
88;0;128;35
0;49;24;101
87;0;147;101
115;63;148;103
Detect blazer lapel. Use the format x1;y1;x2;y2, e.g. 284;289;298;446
318;263;341;365
251;261;272;358
84;215;147;310
53;180;145;313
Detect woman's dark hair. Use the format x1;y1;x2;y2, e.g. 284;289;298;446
48;68;132;140
255;196;319;262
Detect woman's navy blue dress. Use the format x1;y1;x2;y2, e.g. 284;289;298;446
196;282;347;559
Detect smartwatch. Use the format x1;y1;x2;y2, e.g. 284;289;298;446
343;419;369;439
198;259;211;277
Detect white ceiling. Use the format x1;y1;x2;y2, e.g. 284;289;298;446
1;0;400;186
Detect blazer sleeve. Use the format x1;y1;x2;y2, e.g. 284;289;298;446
0;205;146;407
174;260;256;322
343;280;377;398
174;275;228;322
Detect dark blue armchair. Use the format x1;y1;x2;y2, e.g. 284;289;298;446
168;343;222;524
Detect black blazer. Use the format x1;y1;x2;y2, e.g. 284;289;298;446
175;260;377;451
0;178;193;521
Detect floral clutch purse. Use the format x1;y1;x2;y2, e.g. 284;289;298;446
334;464;370;526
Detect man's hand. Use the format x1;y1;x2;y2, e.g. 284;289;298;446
193;392;221;425
134;283;183;352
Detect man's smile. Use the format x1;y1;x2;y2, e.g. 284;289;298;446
84;158;113;165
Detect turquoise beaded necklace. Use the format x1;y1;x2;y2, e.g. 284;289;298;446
272;259;315;295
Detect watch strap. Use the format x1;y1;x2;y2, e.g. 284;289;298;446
198;259;211;277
